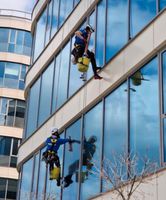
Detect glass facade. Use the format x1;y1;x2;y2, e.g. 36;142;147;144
0;28;32;56
33;0;80;61
0;136;20;167
0;98;25;128
0;178;17;199
20;54;164;199
0;62;27;90
130;58;160;170
27;0;166;138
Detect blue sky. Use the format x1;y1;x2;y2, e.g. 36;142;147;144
0;0;36;13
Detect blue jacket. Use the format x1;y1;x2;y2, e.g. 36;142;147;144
45;137;69;153
75;29;88;47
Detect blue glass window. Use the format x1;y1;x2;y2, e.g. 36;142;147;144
96;0;106;67
130;0;156;37
81;103;103;200
26;78;41;137
34;8;47;60
106;0;128;62
162;51;166;113
159;0;166;10
130;57;160;170
103;82;127;190
45;1;53;45
38;61;54;126
56;42;70;109
32;153;40;199
63;120;81;200
37;149;47;200
51;0;59;37
20;158;33;200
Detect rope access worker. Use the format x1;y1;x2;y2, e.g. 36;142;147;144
71;24;102;80
42;127;75;186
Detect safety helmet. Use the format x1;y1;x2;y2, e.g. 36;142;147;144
86;24;94;33
51;127;58;135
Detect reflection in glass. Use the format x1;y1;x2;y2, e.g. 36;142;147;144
37;149;47;200
56;42;70;109
20;158;33;200
96;0;106;67
130;57;160;170
45;1;53;45
103;82;127;191
130;0;156;37
33;8;47;60
106;0;128;62
63;120;81;200
51;0;59;37
32;153;40;200
0;178;6;198
162;51;166;113
6;179;17;199
159;0;166;10
38;61;54;126
26;78;41;138
81;103;102;200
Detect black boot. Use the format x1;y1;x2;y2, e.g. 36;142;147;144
63;175;73;188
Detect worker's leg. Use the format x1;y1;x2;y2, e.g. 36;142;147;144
87;50;102;79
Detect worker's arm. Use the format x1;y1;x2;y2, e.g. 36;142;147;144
75;31;87;43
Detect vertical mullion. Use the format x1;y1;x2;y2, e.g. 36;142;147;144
67;38;72;99
37;76;42;128
128;0;131;40
44;2;49;47
9;138;13;167
127;78;130;172
50;58;56;114
104;0;107;65
100;98;105;192
159;52;164;165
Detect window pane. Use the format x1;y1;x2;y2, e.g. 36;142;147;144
130;0;156;37
4;62;19;89
130;58;160;170
26;78;41;137
63;120;81;200
96;0;106;67
106;0;128;62
103;82;127;191
9;30;16;43
0;28;9;43
15;101;25;128
32;153;39;200
20;158;33;200
159;0;166;10
37;149;47;200
38;61;54;126
59;0;66;27
81;103;102;200
51;0;59;37
6;179;17;199
10;156;17;168
33;8;47;60
0;178;7;198
0;62;5;87
6;99;15;127
162;51;166;113
45;1;53;45
56;42;70;109
12;138;19;155
52;55;60;112
16;31;24;45
0;136;11;155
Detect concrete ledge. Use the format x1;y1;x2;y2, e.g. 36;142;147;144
0;126;23;138
0;52;30;66
0;166;18;180
0;88;25;100
0;16;31;31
